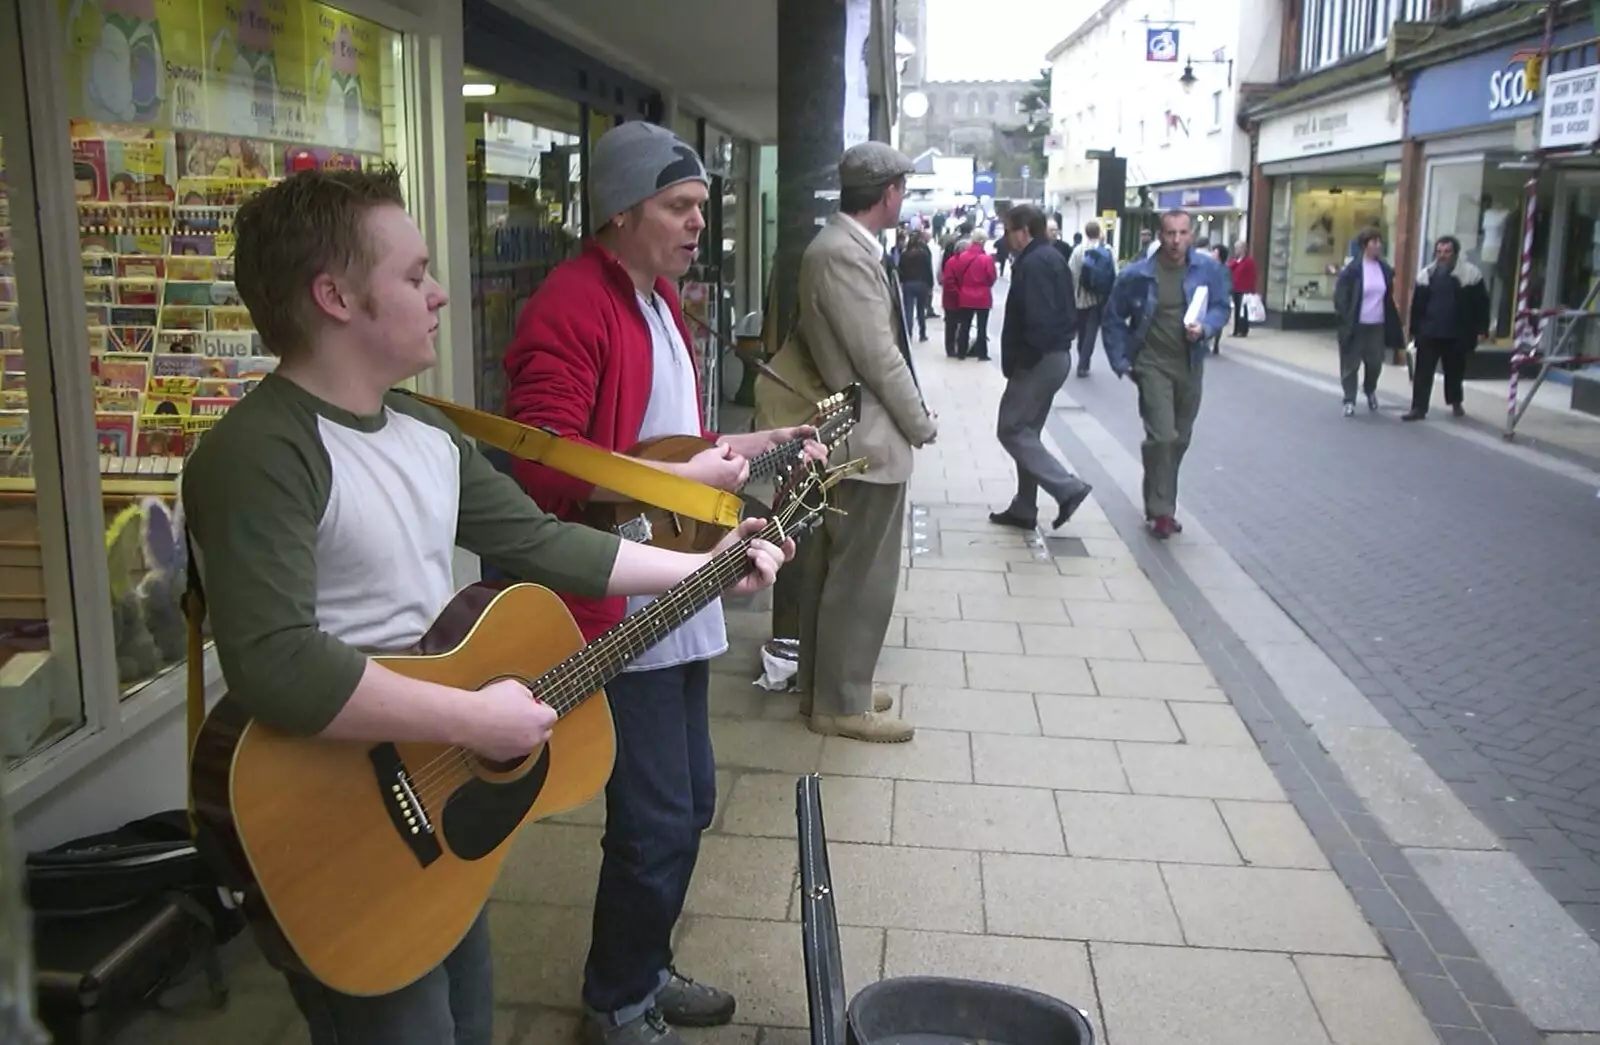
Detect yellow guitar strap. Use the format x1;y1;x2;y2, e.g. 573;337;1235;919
403;391;744;529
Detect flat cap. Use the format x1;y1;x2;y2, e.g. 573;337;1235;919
839;141;915;191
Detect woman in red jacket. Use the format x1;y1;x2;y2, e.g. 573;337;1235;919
954;231;998;360
940;238;970;358
1227;241;1257;338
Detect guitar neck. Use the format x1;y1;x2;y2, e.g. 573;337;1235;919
536;513;793;715
748;438;804;482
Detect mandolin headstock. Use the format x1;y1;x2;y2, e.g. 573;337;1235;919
769;456;870;537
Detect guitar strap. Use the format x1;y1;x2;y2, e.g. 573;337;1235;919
399;390;744;530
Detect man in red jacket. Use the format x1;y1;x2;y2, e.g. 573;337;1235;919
500;121;816;1045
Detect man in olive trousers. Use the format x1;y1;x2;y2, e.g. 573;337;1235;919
1101;210;1231;539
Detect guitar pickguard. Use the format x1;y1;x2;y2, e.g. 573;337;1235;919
439;747;553;861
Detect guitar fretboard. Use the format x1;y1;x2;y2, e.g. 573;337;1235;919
533;496;806;714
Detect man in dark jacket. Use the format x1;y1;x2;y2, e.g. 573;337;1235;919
1403;235;1490;420
896;229;935;341
988;204;1094;531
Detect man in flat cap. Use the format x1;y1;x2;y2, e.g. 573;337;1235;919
757;141;937;744
502;120;817;1045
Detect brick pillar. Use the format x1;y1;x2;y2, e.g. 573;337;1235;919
773;0;849;343
1391;136;1425;360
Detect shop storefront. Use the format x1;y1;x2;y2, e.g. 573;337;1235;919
2;0;773;852
0;0;458;848
1256;84;1406;328
1403;24;1600;341
1151;180;1248;250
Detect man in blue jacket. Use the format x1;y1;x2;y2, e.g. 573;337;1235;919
1102;209;1232;538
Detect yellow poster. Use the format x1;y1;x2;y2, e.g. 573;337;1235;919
205;0;310;142
307;3;386;155
60;0;208;130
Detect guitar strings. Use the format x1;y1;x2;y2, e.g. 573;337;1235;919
407;491;806;803
405;475;821;806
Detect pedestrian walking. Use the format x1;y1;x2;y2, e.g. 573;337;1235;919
1067;219;1116;377
1208;243;1229;354
897;228;935;343
1227;240;1256;337
1102;209;1231;539
988;204;1094;532
1332;229;1404;418
952;231;997;360
1402;235;1489;421
941;237;969;357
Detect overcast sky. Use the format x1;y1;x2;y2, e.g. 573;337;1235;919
922;0;1084;81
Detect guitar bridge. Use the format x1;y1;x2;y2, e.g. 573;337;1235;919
368;743;442;868
616;514;654;544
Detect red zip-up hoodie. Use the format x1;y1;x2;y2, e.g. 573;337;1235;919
502;239;716;641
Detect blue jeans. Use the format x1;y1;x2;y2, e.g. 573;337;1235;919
900;281;930;340
583;660;716;1021
285;911;493;1044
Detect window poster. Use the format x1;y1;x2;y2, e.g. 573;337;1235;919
60;0;387;152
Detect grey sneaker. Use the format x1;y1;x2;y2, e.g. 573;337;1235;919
582;1008;683;1045
656;967;736;1027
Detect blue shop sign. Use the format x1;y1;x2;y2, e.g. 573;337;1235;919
1410;22;1598;137
1155;185;1235;209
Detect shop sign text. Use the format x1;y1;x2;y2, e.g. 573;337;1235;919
1540;66;1600;149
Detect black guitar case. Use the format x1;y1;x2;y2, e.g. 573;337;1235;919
795;774;849;1045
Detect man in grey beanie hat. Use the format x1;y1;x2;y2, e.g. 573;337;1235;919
500;121;822;1045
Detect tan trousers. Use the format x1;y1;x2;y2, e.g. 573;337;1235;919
795;480;906;717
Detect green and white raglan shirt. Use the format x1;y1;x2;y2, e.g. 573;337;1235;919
181;373;621;736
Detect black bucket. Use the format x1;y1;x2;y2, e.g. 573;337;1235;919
795;775;1096;1045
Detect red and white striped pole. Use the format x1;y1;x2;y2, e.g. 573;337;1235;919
1508;173;1540;424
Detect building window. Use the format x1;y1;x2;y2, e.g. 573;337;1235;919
1299;0;1431;73
968;92;980;116
1212;90;1223;128
949;93;960;116
987;93;998;115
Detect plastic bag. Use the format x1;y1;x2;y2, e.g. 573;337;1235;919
1244;293;1266;324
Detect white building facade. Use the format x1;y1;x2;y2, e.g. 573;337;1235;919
1044;0;1281;252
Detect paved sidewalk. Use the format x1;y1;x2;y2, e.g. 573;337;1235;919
1223;326;1600;465
119;324;1448;1045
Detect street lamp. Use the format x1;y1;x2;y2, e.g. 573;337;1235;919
1179;56;1234;92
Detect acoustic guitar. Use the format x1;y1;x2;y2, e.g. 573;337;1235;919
592;384;862;553
189;457;864;998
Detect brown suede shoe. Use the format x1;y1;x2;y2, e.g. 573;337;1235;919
798;689;893;717
807;711;914;743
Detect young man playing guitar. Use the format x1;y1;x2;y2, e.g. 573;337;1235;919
501;122;819;1045
181;167;791;1045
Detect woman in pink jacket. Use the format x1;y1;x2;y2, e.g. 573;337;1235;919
954;231;998;360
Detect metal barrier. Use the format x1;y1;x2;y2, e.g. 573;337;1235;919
1506;283;1600;440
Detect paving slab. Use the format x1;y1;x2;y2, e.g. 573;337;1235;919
969;732;1128;791
882;931;1101;1028
956;592;1069;623
1092;942;1334;1045
1294;955;1441;1045
1162;864;1386;955
673;916;883;1028
1018;622;1143;660
898;684;1040;735
1218;800;1332;869
892;780;1065;854
721;771;893;843
1034;692;1183;743
982;852;1184;943
1320;727;1501;851
965;651;1096;694
818;842;984;933
818;726;973;783
1089;659;1224;702
904;617;1023;654
1056;791;1240;865
1117;741;1288;801
1169;700;1256;746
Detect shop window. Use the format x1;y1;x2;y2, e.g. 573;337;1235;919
1422;156;1538;341
1265;167;1399;315
0;131;88;767
464;74;583;412
58;0;407;698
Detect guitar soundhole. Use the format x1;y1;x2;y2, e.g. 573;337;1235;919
475;674;538;774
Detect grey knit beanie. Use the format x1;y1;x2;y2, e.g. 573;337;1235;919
590;122;708;228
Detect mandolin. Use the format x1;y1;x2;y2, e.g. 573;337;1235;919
591;384;862;553
189;457;864;997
